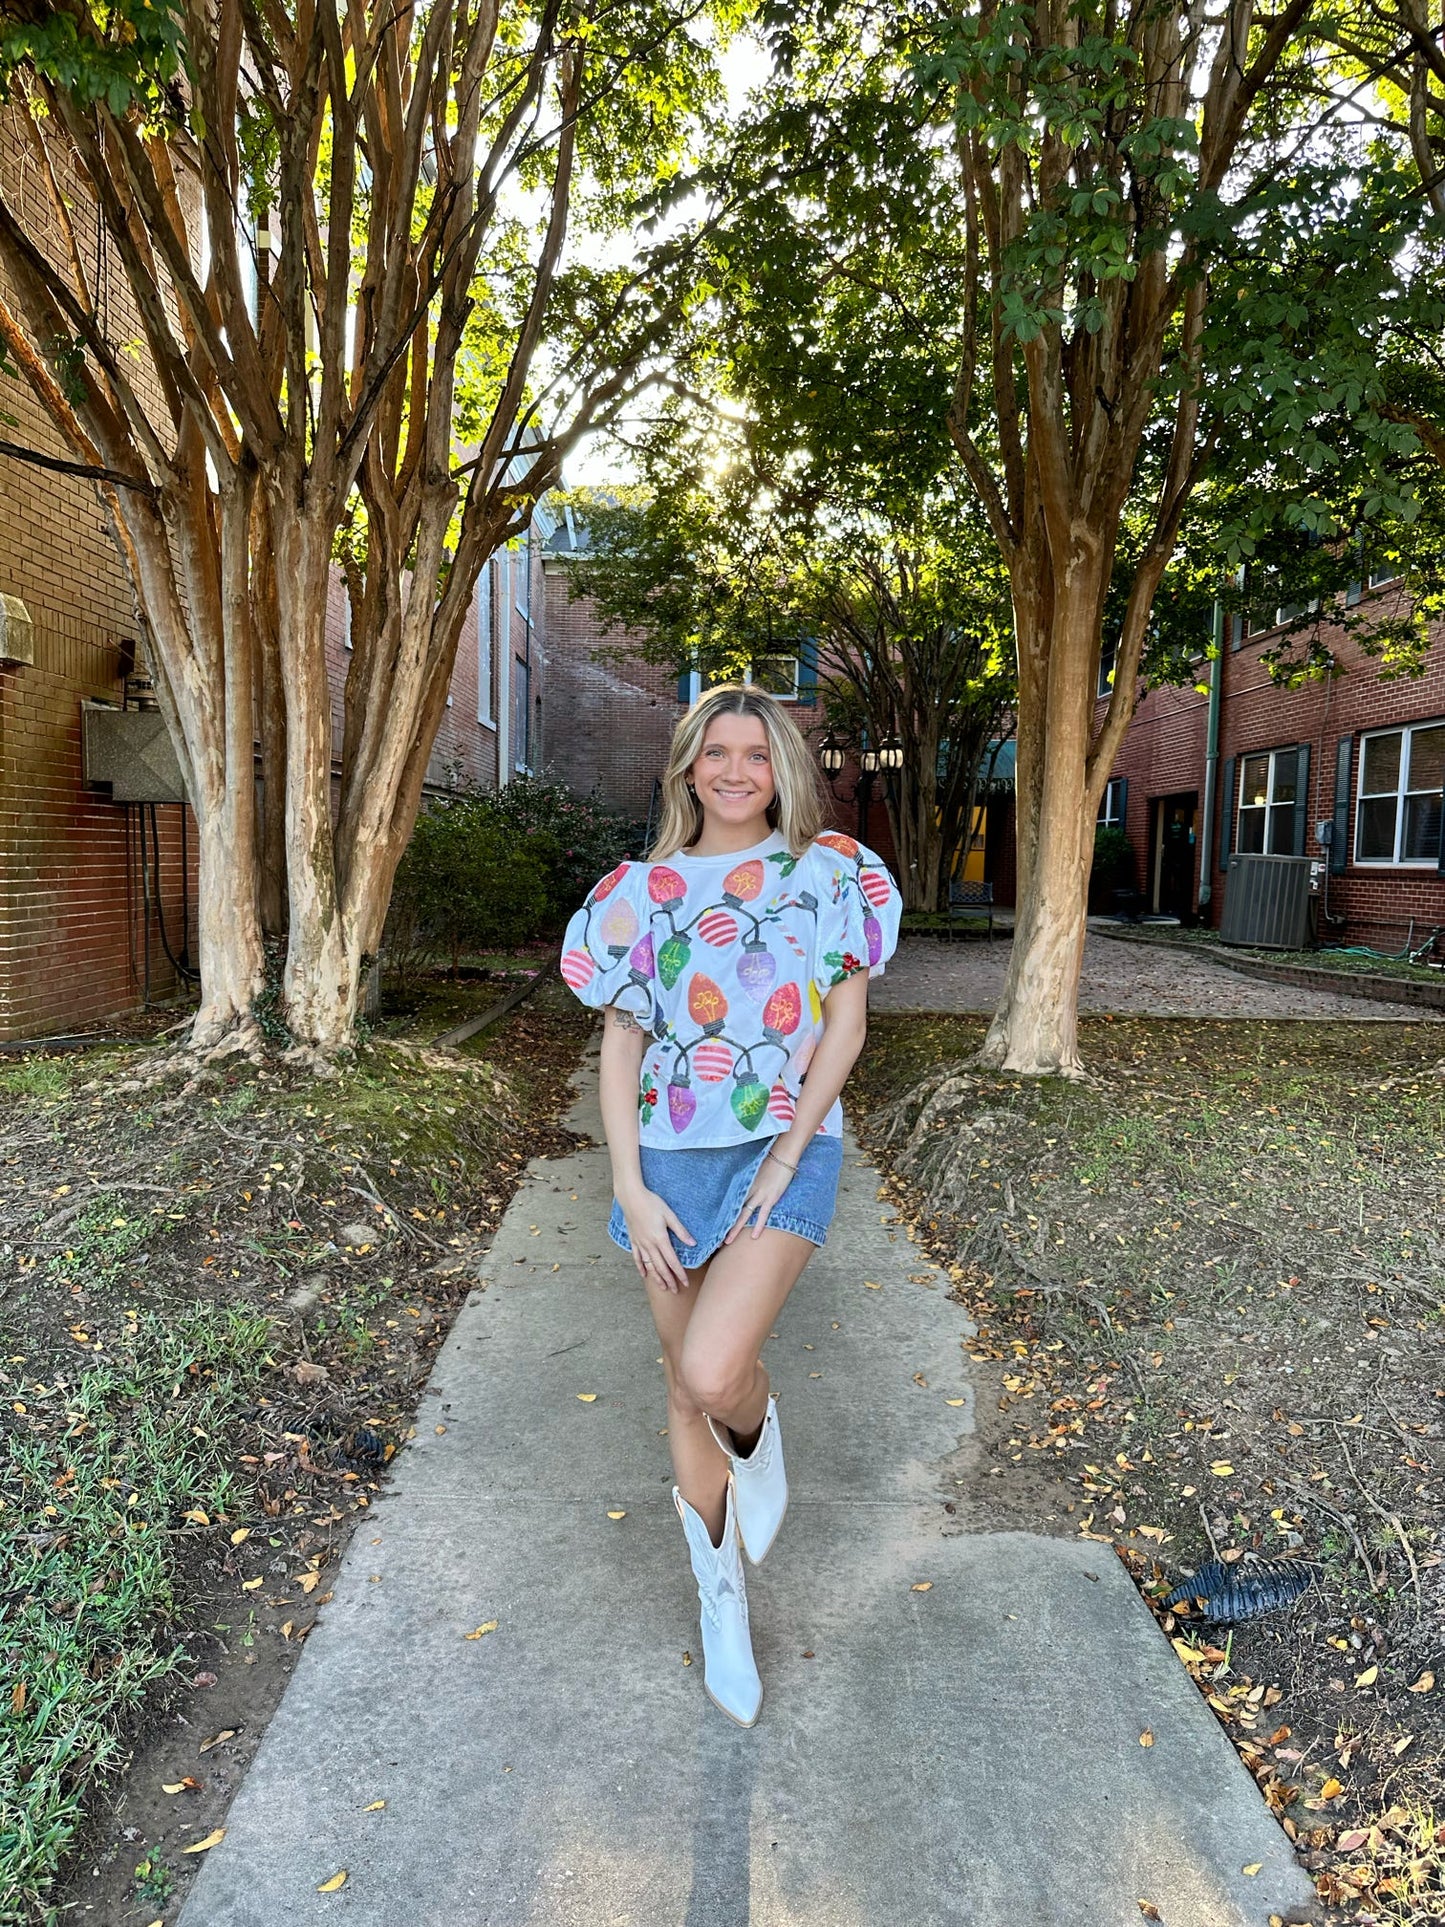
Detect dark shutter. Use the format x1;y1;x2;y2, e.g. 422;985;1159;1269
797;633;818;703
1218;756;1235;870
1331;734;1352;875
677;663;692;703
1437;775;1445;877
1116;776;1128;831
1292;741;1311;856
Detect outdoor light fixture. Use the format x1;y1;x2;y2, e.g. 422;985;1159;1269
860;745;880;774
819;730;845;777
878;733;903;771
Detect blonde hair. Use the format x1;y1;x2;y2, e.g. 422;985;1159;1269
649;683;830;861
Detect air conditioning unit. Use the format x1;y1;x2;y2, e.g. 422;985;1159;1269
81;703;187;802
1220;853;1315;949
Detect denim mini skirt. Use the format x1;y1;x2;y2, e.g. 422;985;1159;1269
608;1132;845;1269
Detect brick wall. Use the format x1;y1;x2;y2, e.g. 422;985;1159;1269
0;115;197;1040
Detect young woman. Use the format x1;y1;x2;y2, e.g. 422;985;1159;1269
559;684;902;1725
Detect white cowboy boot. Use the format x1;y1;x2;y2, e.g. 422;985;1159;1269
706;1395;787;1565
674;1480;763;1728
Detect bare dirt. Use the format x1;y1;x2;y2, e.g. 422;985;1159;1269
848;1014;1445;1927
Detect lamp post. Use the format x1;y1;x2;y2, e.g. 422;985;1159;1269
819;729;888;841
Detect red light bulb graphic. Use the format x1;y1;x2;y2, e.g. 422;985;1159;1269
647;865;686;905
762;981;802;1042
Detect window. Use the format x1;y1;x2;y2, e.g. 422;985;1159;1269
1098;778;1126;828
1097;634;1116;698
514;540;530;621
341;590;351;652
477;563;494;727
1237;747;1299;854
1355;721;1445;865
702;655;801;701
512;653;531;772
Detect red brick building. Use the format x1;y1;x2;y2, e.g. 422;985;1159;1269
1094;577;1445;951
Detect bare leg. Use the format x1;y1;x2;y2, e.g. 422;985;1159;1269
675;1227;816;1533
642;1259;731;1540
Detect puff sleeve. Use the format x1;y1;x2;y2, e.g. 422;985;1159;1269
811;835;903;990
558;861;657;1026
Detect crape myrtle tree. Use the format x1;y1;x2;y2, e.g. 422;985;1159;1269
0;0;736;1053
562;415;1016;910
718;0;1427;1073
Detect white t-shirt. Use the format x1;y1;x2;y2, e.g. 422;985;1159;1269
560;827;903;1147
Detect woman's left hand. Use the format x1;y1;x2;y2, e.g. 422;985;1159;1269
723;1150;796;1244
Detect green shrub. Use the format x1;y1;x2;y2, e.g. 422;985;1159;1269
462;774;638;931
390;799;550;976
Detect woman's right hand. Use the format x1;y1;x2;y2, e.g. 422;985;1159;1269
617;1185;696;1292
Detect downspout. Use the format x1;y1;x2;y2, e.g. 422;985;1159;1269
1196;597;1224;912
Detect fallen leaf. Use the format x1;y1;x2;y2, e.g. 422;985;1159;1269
298;1571;322;1594
607;1510;627;1520
183;1508;210;1525
180;1828;225;1854
1336;1829;1369;1852
1320;1777;1344;1799
1138;1904;1160;1920
682;1651;692;1666
913;1373;928;1387
863;1280;881;1290
945;1398;965;1407
198;1729;236;1753
362;1799;386;1811
1209;1462;1235;1477
241;1576;263;1591
1242;1862;1262;1876
317;1870;347;1892
576;1393;598;1403
10;1681;24;1716
464;1620;499;1640
1355;1665;1378;1688
1139;1730;1154;1747
1393;1735;1415;1755
911;1581;933;1592
1407;1670;1435;1693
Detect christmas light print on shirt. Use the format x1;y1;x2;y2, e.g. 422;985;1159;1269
558;835;902;1147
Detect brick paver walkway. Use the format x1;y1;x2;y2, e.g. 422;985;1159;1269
870;929;1440;1021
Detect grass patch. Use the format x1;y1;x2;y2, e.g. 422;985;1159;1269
0;966;592;1924
849;1014;1444;1918
0;1306;276;1919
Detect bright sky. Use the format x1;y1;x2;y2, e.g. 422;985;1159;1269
560;32;771;489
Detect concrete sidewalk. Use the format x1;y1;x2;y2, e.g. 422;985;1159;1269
178;1039;1316;1927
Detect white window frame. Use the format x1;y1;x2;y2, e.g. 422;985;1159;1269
341;588;351;652
512;649;531;774
1354;719;1445;868
702;656;801;702
1097;778;1126;828
477;562;495;728
514;539;530;620
1237;746;1300;855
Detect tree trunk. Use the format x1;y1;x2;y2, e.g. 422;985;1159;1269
272;502;356;1052
980;561;1101;1076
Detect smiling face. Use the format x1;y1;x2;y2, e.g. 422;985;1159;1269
689;710;777;839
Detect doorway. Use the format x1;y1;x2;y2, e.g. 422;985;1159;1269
1150;793;1199;919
